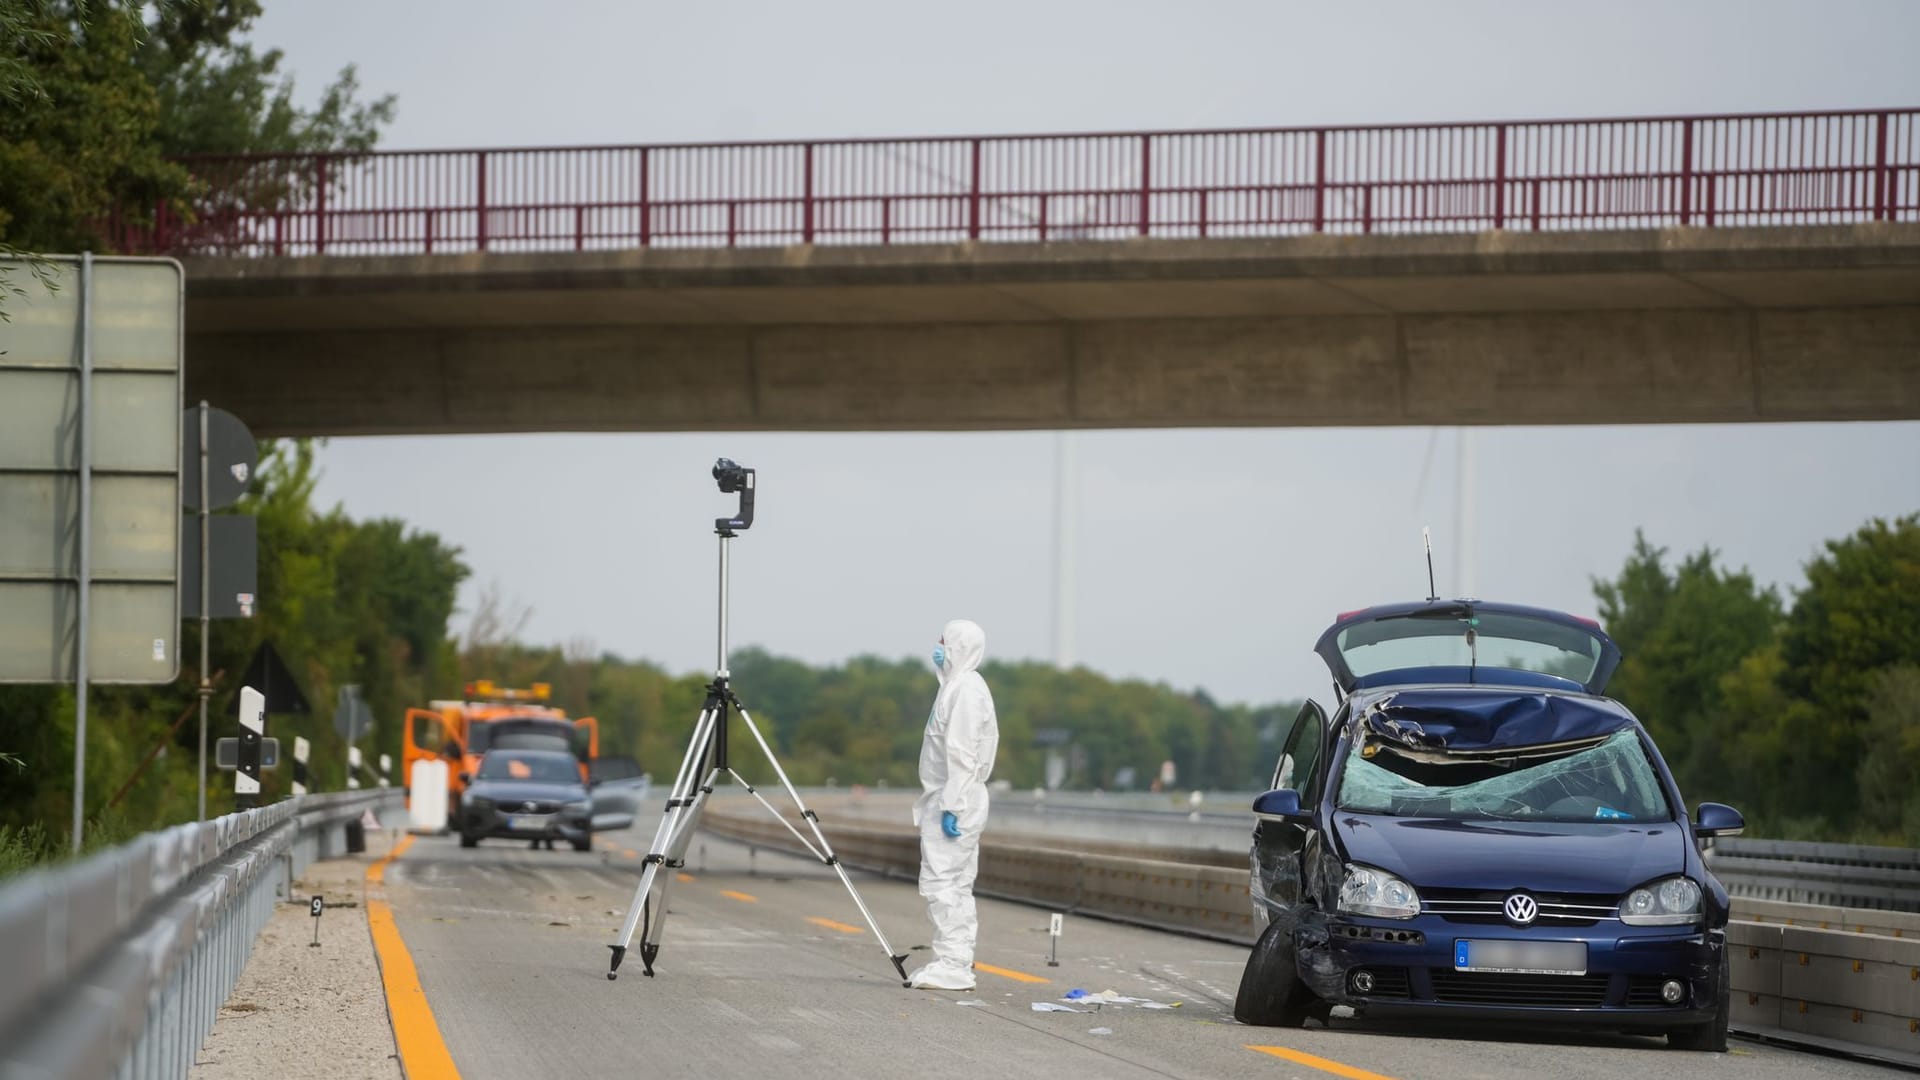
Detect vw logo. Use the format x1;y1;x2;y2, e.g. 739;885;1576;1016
1504;893;1539;926
522;801;539;813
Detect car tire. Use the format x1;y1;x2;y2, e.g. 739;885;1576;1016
1668;946;1730;1052
459;832;478;849
1233;918;1319;1027
572;836;592;853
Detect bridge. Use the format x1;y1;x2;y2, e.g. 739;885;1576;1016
123;108;1920;436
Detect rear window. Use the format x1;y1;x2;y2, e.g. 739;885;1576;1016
1333;609;1603;685
478;753;579;783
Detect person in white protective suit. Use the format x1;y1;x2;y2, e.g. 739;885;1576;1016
905;618;1000;991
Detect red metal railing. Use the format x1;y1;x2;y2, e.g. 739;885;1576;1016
121;109;1919;257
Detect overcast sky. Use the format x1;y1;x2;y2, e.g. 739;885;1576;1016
255;0;1920;707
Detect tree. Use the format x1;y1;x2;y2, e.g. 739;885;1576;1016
1592;532;1781;790
0;0;395;313
1854;666;1920;842
1773;515;1920;827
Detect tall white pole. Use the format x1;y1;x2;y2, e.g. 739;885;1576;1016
1455;427;1477;599
1051;432;1077;668
197;401;210;821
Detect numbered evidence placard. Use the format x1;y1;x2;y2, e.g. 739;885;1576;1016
0;256;183;683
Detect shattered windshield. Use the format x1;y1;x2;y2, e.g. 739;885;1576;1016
1336;729;1671;823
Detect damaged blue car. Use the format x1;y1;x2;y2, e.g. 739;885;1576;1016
1237;600;1744;1052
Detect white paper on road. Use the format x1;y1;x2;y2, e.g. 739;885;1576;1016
1031;1002;1083;1013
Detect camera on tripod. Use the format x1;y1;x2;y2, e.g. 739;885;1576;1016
712;457;755;534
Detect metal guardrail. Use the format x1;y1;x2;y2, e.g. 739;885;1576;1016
704;805;1920;1065
112;109;1920;256
1707;838;1920;911
0;790;402;1080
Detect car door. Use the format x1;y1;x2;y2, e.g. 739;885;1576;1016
587;754;649;832
1252;700;1328;928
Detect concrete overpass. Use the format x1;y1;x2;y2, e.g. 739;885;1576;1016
184;223;1920;435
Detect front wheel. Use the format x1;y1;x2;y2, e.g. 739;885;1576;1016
1667;947;1730;1052
459;832;478;849
1233;918;1320;1027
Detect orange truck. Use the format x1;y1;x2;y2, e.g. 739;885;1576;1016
403;680;599;826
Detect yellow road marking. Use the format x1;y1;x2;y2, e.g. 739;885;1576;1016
623;848;640;858
807;917;863;934
366;836;461;1079
974;961;1050;984
676;872;696;883
1246;1045;1399;1080
721;889;759;903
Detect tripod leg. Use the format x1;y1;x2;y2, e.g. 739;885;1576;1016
608;704;718;979
641;765;722;965
735;703;911;984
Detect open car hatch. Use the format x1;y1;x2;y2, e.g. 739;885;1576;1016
1315;600;1622;696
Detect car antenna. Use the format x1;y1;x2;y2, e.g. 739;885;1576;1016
1422;527;1439;602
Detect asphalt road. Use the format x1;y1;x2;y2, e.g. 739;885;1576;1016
382;809;1905;1080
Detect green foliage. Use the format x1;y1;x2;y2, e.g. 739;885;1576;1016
0;1;186;253
1593;515;1920;843
1855;666;1920;842
0;0;395;313
0;438;469;871
1594;532;1782;783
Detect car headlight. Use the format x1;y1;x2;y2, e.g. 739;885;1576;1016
564;800;590;815
1338;864;1421;919
465;796;493;811
1619;876;1702;925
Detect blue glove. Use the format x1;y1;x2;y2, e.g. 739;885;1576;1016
941;810;961;838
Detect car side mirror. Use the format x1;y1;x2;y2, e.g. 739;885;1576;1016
1252;788;1310;823
458;772;472;785
1694;802;1745;837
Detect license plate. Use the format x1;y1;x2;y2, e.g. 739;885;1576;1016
509;814;551;831
1453;939;1587;975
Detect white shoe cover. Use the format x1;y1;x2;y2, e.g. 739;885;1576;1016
907;961;977;991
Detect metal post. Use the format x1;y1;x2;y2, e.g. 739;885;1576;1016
1493;125;1508;229
638;146;652;247
1052;432;1077;668
1138;135;1152;236
1680;119;1696;226
968;138;982;241
1455;428;1477;599
476;151;489;252
1873;111;1891;222
802;143;815;244
1312;130;1327;233
198;401;210;821
72;252;94;853
716;535;730;676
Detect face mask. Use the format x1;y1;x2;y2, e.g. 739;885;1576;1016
932;645;946;669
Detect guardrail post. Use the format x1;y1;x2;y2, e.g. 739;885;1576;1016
1312;129;1327;232
314;156;328;255
968;138;982;241
639;146;652;247
475;151;489;252
1873;111;1891;221
1139;134;1152;237
1680;118;1696;226
1493;124;1507;229
802;143;815;244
